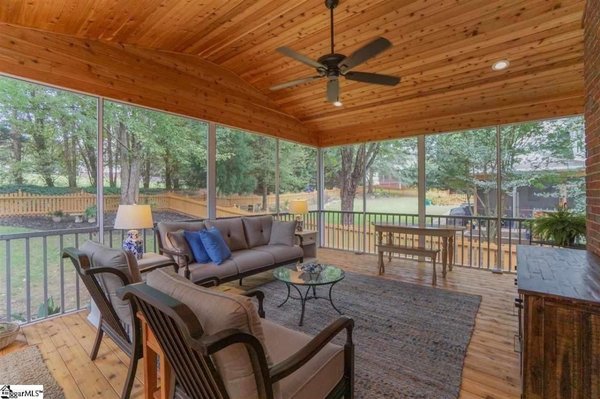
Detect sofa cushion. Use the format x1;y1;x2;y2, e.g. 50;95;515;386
253;245;303;264
206;218;249;251
157;221;206;267
230;249;275;274
80;240;141;338
185;259;239;283
269;221;296;246
242;216;273;248
262;319;344;399
166;230;195;267
146;268;270;399
199;227;232;265
157;220;206;249
183;230;211;263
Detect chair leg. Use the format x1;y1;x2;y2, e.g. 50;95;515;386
121;351;139;399
90;319;104;361
239;278;243;286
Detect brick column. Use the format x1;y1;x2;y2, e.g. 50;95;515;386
585;0;600;255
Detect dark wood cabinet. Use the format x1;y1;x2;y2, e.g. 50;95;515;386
517;246;600;399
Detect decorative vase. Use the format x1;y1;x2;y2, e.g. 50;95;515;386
123;230;144;260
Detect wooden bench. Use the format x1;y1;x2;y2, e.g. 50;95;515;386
377;244;440;285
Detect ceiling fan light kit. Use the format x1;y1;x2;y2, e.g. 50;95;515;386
271;0;400;106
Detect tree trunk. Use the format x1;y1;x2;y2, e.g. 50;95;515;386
338;144;380;225
106;126;116;188
262;182;268;211
10;123;23;184
367;168;374;194
118;121;141;204
143;158;151;189
62;129;77;188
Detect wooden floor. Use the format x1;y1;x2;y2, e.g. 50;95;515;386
1;248;520;399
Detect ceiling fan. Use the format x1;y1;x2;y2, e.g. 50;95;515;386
270;0;400;106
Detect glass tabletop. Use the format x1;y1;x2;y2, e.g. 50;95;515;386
273;264;345;286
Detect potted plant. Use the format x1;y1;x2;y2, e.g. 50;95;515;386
51;210;64;223
85;205;97;224
532;208;586;248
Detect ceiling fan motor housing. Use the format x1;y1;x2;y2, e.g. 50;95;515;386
317;53;346;77
325;0;339;10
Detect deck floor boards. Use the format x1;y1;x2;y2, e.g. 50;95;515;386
2;248;520;398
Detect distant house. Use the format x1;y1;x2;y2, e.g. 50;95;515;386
476;158;585;218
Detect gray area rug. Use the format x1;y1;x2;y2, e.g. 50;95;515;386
259;271;481;399
0;346;65;399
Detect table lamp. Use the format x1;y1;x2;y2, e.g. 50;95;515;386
114;204;154;259
289;199;309;231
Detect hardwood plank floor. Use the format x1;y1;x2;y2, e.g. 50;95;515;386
1;248;520;398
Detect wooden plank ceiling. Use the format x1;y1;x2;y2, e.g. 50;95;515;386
0;0;586;146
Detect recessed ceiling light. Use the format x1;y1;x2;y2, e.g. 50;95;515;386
492;60;510;71
333;101;343;107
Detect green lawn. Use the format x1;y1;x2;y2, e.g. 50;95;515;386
324;196;455;215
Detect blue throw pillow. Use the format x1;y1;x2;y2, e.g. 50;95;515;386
183;230;211;264
199;227;232;265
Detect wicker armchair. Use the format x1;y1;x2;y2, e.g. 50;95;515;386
118;269;354;399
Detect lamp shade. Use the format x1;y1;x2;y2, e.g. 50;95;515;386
114;204;154;230
289;199;309;215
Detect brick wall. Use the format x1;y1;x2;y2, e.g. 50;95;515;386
585;0;600;255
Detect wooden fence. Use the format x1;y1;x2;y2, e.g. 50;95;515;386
0;190;252;218
0;189;336;218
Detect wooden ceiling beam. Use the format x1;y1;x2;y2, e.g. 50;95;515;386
318;97;584;146
0;23;316;145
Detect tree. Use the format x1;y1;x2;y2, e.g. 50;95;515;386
324;143;380;224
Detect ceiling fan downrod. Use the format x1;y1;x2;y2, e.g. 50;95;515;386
326;0;339;54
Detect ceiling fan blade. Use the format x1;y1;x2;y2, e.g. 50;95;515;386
270;76;323;91
327;78;340;103
345;71;400;86
338;37;392;72
277;47;325;69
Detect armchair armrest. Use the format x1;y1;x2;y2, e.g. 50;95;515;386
241;289;265;318
269;316;354;383
138;261;177;274
160;247;190;277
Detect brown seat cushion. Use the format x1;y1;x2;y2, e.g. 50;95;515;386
242;216;273;248
230;249;275;274
184;259;239;283
252;245;304;263
146;268;271;399
262;319;344;399
206;218;249;251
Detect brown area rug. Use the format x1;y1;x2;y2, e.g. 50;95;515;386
259;271;481;399
0;346;65;399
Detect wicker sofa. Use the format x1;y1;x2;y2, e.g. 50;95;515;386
155;215;304;285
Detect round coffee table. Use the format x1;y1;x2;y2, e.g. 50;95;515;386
273;264;345;326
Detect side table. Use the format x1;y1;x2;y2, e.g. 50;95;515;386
138;312;172;399
295;230;317;259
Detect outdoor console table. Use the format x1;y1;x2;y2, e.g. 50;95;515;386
373;223;464;278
